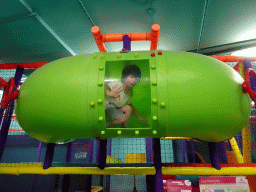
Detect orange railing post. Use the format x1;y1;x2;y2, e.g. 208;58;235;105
91;26;107;52
150;24;160;50
91;24;160;52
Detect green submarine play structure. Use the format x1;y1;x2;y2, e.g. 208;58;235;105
15;49;252;143
0;24;256;192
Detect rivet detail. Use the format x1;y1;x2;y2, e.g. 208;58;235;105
152;99;157;103
153;116;157;121
117;54;121;58
100;55;105;59
117;131;122;135
90;102;95;106
134;53;138;57
135;131;139;135
153;130;157;134
98;99;103;103
152;81;157;86
151;65;156;69
99;116;103;121
99;66;104;71
101;131;105;134
161;102;165;107
98;82;103;86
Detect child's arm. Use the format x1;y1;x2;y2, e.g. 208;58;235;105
131;104;140;117
105;84;112;97
130;104;147;122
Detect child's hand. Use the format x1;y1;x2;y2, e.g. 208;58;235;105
110;85;122;98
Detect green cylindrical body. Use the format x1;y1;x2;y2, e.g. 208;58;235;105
15;50;252;143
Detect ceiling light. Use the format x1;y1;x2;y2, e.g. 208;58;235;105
231;47;256;57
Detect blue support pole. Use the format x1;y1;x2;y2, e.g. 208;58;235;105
187;139;196;163
106;139;111;191
61;141;74;192
173;140;178;163
152;138;163;192
31;141;43;192
43;143;56;169
0;108;5;130
89;139;95;163
208;142;221;170
146;138;153;163
0;65;24;161
66;141;74;163
97;139;107;170
146;175;155;192
218;141;228;163
107;138;112;156
181;140;187;163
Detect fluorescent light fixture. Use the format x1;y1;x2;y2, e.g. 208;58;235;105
231;47;256;57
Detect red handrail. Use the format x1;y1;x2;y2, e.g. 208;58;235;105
212;56;256;62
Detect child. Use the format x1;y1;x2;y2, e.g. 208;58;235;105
105;65;147;128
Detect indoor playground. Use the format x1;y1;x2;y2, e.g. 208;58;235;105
1;0;256;192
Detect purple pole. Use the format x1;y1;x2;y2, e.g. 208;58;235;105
146;175;155;192
173;140;179;162
106;174;111;191
97;139;107;170
106;139;111;191
107;138;112;156
43;143;56;169
100;175;104;189
123;35;131;51
96;139;100;163
226;140;232;151
36;141;43;162
181;140;186;162
60;142;74;192
146;138;153;163
0;65;24;161
89;139;94;163
218;142;228;163
235;134;243;155
153;138;163;192
0;108;5;129
208;142;221;170
190;140;196;163
187;140;196;163
31;141;43;192
66;141;74;162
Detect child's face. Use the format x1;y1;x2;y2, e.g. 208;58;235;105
125;75;140;87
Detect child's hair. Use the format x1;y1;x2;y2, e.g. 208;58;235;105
121;65;141;83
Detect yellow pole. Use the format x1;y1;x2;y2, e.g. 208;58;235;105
162;166;256;176
229;137;244;163
243;122;252;163
1;163;256;175
161;137;192;141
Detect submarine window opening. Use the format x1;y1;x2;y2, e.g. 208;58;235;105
104;59;151;129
